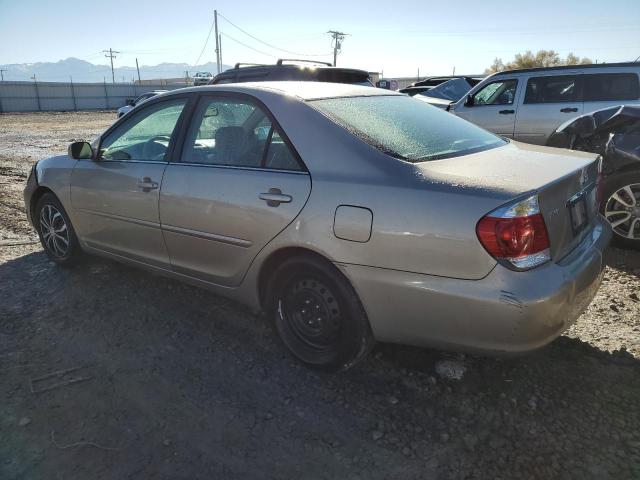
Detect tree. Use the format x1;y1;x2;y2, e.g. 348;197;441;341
485;50;593;74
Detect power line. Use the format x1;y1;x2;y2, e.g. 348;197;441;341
220;32;277;58
218;13;331;57
194;16;216;67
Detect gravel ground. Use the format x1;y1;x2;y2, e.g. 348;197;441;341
0;112;639;479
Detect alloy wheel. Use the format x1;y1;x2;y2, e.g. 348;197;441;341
604;183;640;240
39;204;70;257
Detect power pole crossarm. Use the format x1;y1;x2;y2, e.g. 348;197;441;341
327;30;349;67
103;48;121;83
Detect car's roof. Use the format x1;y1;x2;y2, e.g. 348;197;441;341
493;61;640;76
165;81;398;101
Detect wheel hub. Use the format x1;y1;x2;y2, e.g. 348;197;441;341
604;183;640;240
283;278;341;350
39;204;69;257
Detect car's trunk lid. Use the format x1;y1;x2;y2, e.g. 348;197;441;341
417;141;601;262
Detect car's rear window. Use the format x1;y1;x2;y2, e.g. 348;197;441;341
310;95;506;162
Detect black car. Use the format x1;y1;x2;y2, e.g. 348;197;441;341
209;59;373;86
547;105;640;249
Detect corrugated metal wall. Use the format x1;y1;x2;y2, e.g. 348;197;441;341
0;81;185;113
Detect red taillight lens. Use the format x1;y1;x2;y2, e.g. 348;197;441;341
477;214;549;258
476;195;551;270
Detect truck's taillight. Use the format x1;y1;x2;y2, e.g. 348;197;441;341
476;195;550;270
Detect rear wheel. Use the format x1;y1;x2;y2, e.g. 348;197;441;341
35;193;82;265
602;172;640;250
266;255;374;372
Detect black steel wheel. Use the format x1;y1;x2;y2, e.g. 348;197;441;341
266;255;374;372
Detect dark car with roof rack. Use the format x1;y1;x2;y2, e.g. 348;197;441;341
208;59;373;86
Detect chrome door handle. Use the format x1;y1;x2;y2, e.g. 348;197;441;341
137;177;158;192
259;188;292;207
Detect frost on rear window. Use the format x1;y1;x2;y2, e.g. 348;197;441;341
310;96;506;162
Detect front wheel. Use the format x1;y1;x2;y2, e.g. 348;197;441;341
266;256;374;372
601;172;640;250
35;193;82;265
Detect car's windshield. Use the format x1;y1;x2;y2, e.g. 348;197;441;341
419;78;473;102
310;95;506;162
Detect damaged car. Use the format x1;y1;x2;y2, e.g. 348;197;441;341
548;105;640;248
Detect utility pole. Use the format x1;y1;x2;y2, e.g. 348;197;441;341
0;69;5;81
218;33;222;70
327;30;348;67
135;58;141;83
214;10;221;74
103;48;121;83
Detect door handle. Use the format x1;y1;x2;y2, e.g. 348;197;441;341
498;109;515;115
137;177;158;192
259;188;292;207
560;107;578;113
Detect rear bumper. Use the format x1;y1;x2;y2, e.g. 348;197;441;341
338;216;612;354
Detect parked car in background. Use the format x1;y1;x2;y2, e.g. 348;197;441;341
24;82;610;371
209;59;373;86
449;62;640;144
548;105;640;248
414;77;483;109
117;90;168;118
193;72;214;86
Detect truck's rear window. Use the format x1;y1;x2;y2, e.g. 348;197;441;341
310;95;506;162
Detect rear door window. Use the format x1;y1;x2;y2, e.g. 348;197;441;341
524;75;579;103
583;73;640;101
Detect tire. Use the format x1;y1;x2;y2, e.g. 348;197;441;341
601;171;640;250
265;255;375;372
35;192;82;265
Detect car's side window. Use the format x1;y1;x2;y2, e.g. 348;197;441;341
524;75;579;104
100;99;187;162
472;79;518;106
181;97;301;171
583;73;640;102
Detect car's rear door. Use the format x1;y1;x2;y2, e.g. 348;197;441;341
514;72;583;145
70;97;189;268
453;78;520;137
159;93;311;286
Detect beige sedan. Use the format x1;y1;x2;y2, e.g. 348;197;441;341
24;82;610;371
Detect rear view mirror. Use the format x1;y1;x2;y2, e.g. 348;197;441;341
464;94;474;107
68;141;93;160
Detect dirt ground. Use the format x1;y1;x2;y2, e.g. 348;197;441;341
1;111;639;479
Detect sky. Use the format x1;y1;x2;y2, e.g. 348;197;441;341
0;0;638;77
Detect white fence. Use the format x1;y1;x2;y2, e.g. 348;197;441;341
0;81;186;113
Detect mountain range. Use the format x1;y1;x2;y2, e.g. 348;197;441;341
0;57;233;83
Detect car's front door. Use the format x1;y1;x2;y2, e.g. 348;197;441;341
453;78;520;138
70;97;189;268
514;73;583;145
159;94;311;286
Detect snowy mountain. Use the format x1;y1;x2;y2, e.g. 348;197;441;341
0;58;232;83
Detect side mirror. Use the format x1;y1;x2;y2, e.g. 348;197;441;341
126;98;135;106
68;141;93;160
464;94;474;107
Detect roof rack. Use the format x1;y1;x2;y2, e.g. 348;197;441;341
276;58;333;67
233;62;269;69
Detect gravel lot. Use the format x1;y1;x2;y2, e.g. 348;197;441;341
1;111;639;479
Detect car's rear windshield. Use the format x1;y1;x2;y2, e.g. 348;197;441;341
310;95;506;162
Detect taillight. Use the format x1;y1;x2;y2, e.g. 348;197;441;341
476;195;550;270
595;156;604;206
